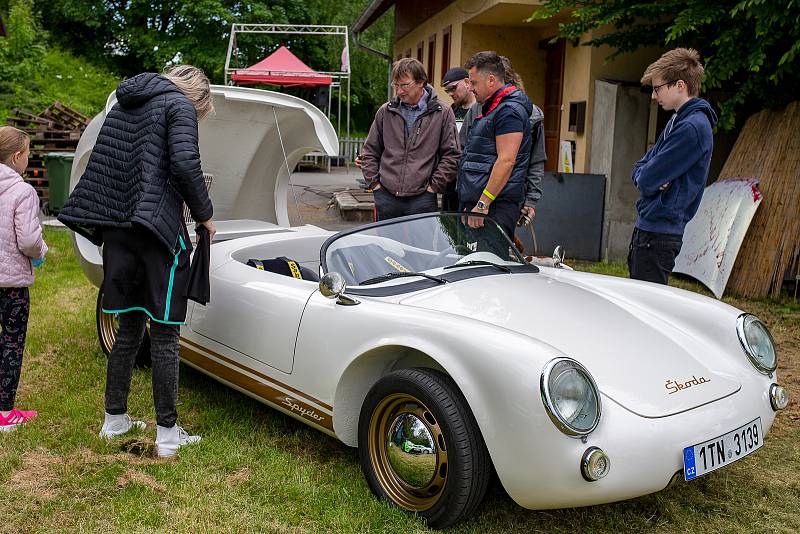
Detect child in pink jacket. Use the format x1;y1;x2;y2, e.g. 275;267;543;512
0;126;47;432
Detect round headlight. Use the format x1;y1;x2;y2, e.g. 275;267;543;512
541;358;601;436
737;314;777;374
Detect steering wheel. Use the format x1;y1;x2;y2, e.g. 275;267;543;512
428;245;456;269
428;244;474;269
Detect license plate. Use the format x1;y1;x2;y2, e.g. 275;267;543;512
683;417;763;481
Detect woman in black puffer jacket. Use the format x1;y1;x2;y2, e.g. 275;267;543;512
59;65;215;458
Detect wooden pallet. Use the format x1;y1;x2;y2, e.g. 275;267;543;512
40;101;90;129
6;101;88;204
28;139;80;151
34;129;82;141
332;189;374;222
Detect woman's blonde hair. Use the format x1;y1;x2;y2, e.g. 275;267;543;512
0;126;30;165
164;65;214;121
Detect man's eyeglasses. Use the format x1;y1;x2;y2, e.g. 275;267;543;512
443;80;463;94
392;81;417;90
651;80;676;96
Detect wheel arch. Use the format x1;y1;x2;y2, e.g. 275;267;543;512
326;322;559;510
333;344;456;447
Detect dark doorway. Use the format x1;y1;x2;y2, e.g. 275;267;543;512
540;38;565;172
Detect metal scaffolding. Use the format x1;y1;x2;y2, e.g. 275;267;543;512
224;23;351;141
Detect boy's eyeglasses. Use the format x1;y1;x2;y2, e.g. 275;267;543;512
652;80;676;95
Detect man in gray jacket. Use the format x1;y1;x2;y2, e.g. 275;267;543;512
361;58;460;220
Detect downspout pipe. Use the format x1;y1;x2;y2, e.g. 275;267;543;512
352;32;393;101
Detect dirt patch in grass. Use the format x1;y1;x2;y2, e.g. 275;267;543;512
260;521;312;534
5;448;63;498
226;467;251;486
117;469;166;492
74;446;155;467
119;436;157;459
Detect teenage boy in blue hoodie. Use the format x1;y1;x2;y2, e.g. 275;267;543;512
629;48;718;284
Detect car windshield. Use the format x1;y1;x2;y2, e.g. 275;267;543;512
321;213;527;286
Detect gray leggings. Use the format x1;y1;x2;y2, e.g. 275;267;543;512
105;311;180;427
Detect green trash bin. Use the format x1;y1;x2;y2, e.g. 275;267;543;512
44;152;75;214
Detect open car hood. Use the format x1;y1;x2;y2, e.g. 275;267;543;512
399;269;742;418
69;85;338;226
68;86;338;289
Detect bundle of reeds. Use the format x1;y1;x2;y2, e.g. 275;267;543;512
720;101;800;298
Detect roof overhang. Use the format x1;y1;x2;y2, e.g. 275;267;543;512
351;0;395;34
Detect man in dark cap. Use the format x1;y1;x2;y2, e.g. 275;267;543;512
443;67;477;126
442;67;478;210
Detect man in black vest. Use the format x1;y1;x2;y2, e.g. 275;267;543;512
458;51;532;240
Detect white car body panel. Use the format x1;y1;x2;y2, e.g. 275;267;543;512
175;229;778;509
400;269;745;418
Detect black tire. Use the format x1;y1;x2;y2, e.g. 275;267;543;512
358;368;490;529
95;285;151;368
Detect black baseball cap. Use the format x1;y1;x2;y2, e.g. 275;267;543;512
442;67;469;87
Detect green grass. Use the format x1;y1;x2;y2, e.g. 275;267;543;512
1;228;798;533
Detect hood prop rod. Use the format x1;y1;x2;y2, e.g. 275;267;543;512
273;106;303;226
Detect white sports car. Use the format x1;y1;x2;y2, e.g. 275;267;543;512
70;87;789;529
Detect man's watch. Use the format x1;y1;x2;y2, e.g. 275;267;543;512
475;200;489;211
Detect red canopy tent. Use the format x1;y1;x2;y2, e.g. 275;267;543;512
231;46;332;87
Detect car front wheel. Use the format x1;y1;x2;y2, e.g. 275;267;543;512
95;286;151;368
358;368;490;529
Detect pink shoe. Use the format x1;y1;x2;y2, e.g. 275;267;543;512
0;408;38;432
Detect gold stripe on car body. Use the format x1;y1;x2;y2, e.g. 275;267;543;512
180;336;333;411
179;338;334;431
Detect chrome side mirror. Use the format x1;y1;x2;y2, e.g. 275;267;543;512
319;272;360;305
320;272;345;298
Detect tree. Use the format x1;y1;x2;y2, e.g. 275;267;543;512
34;1;312;80
307;0;394;133
0;0;46;114
25;0;394;132
531;0;800;130
0;0;118;122
0;0;44;86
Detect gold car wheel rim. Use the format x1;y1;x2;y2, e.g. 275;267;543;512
368;393;448;511
99;310;118;353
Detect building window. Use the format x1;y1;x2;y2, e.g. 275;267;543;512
441;26;451;84
427;34;436;83
417;42;424;63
